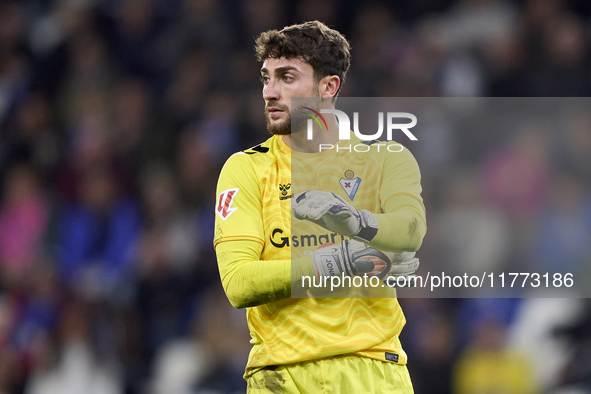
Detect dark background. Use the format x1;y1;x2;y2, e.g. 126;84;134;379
0;0;591;393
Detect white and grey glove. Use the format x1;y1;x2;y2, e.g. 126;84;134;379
383;251;420;287
292;190;379;243
310;240;392;279
310;240;419;281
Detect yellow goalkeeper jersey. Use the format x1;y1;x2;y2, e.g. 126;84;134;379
214;134;425;377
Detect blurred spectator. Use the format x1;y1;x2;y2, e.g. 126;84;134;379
0;1;29;117
411;107;458;178
0;295;24;393
438;0;519;50
134;168;200;377
0;164;48;287
0;2;25;55
139;162;200;273
406;308;454;394
191;284;250;393
456;298;521;347
25;300;123;394
484;31;528;96
165;49;211;129
0;52;30;127
106;0;162;80
110;78;175;176
525;14;590;96
57;87;137;201
0;263;60;393
553;300;591;391
439;51;484;97
158;0;235;73
435;170;510;278
57;166;140;301
149;284;250;394
509;298;583;391
239;89;271;148
5;93;61;178
558;108;591;187
296;0;338;29
59;34;116;126
241;0;286;46
530;172;591;276
176;130;219;208
481;122;551;222
453;318;537;394
186;92;240;161
348;5;399;96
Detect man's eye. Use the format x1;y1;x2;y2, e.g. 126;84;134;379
260;76;270;84
282;76;293;82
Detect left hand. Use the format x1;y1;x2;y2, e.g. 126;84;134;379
291;190;379;243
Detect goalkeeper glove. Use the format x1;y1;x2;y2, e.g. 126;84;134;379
292;190;379;243
310;240;418;280
383;251;419;287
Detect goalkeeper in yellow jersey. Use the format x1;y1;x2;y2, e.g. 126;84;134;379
214;21;426;393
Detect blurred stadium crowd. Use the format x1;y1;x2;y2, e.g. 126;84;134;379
0;0;591;393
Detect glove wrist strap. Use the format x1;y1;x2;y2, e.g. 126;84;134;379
354;210;379;242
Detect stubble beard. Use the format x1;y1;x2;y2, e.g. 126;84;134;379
266;110;292;135
265;86;321;136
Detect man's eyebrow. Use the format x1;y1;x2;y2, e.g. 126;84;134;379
260;66;300;74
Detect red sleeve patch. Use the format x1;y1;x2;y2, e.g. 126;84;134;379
216;188;239;220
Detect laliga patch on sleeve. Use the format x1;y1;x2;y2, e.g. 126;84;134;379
385;352;399;362
216;188;239;220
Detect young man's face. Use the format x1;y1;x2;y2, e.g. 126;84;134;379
261;57;320;135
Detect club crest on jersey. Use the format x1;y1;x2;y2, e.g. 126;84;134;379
279;183;293;200
216;188;239;220
339;170;361;201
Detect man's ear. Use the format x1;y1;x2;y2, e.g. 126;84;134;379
319;75;341;99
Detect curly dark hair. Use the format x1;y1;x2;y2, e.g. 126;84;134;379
254;21;351;96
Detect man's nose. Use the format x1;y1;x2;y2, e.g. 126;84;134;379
263;79;279;101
